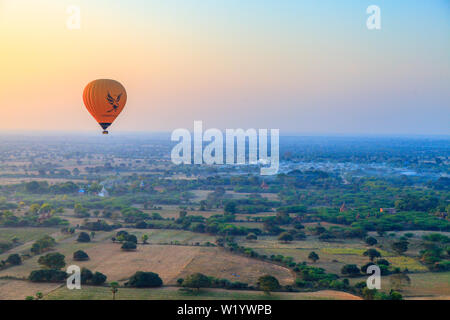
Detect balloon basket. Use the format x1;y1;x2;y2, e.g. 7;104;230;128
102;131;109;135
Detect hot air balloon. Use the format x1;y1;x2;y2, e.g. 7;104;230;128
83;79;127;134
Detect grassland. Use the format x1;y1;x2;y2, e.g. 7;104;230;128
0;227;59;243
45;285;361;300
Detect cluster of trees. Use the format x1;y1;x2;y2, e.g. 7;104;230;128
0;209;67;227
178;274;251;291
29;251;67;282
111;230;138;250
24;181;79;194
81;268;107;285
31;235;56;255
419;234;450;272
0;253;22;269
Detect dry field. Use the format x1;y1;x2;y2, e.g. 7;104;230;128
0;279;62;300
45;286;362;300
177;247;294;286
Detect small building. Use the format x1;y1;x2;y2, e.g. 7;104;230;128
153;186;165;193
261;181;269;190
98;186;109;198
380;208;396;214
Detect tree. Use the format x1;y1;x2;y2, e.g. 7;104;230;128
224;202;237;214
125;234;138;244
365;236;378;246
72;168;80;176
38;252;65;270
6;253;22;265
363;249;381;262
127;271;163;288
121;241;137;251
308;251;319;263
278;232;293;243
142;234;149;244
183;273;211;292
341;264;360;276
40;203;53;214
77;232;91;243
91;272;107;285
81;268;93;284
110;282;119;300
392;240;409;255
258;275;280;294
73;250;89;261
246;233;257;241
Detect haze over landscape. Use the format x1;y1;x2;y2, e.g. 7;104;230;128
0;0;449;134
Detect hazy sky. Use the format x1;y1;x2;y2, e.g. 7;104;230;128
0;0;449;134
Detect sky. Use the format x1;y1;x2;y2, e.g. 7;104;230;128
0;0;449;135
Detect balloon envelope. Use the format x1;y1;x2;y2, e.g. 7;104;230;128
83;79;127;133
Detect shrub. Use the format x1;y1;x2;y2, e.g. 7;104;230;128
73;250;89;261
77;232;91;243
365;236;378;246
308;251;319;263
246;233;257;240
91;271;107;285
278;232;293;242
121;241;137;251
6;253;22;265
341;264;360;276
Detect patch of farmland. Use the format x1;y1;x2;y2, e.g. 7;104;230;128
191;190;213;201
72;243;202;284
45;285;362;300
121;228;216;245
0;279;61;300
177;247;294;286
375;272;450;299
0;231;114;279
